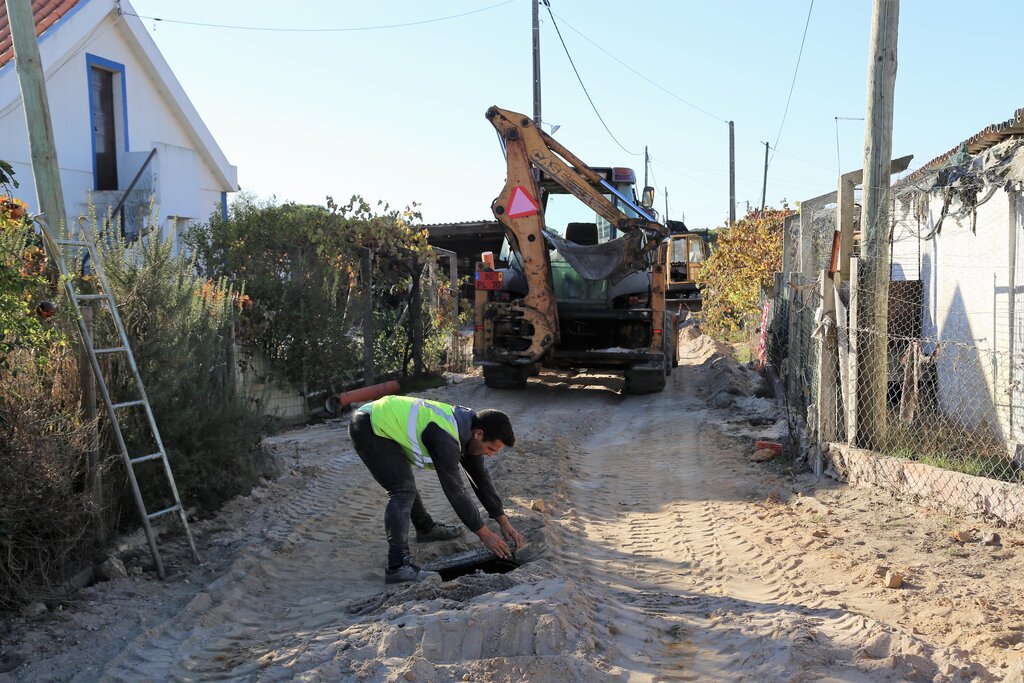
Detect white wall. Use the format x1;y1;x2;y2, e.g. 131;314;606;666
0;0;231;238
891;183;1020;438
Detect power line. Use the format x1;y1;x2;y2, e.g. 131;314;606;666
121;0;515;32
768;0;814;167
549;10;726;124
543;3;641;156
766;145;834;172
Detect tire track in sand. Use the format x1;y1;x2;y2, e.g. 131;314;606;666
92;427;392;681
556;368;988;681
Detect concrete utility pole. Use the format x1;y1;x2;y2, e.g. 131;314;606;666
532;0;542;127
760;141;769;215
6;0;67;228
856;0;899;451
728;121;736;225
644;146;649;188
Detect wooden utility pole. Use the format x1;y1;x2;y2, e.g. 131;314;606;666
856;0;899;450
643;146;649;188
728;121;736;225
532;0;542;127
6;0;67;228
8;0;101;517
760;141;769;215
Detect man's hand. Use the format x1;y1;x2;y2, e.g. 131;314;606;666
476;526;512;559
496;515;525;548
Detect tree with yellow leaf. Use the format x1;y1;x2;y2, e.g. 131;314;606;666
700;207;792;337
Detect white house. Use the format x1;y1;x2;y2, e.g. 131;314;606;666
890;107;1024;445
0;0;237;246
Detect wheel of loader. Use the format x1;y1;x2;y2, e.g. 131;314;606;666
624;364;666;395
483;364;532;390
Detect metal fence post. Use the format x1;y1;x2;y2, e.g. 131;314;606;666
360;247;374;385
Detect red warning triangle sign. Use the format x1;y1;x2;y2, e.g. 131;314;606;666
506;186;540;219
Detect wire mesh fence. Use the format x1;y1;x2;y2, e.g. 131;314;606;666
765;142;1024;524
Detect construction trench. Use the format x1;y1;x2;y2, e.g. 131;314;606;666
3;331;1024;682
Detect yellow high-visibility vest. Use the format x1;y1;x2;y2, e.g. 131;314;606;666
367;395;459;469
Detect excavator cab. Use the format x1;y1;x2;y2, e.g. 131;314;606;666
665;227;709;312
538;167;646;305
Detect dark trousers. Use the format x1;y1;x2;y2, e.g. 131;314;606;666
349;411;435;569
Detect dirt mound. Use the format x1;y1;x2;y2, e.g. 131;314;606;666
677;326;768;404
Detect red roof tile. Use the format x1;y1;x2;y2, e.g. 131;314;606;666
0;0;83;70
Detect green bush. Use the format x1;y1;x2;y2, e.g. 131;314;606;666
95;229;267;511
0;189;99;606
186;193;457;392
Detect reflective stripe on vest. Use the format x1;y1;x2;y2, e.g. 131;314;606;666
369;395;459;469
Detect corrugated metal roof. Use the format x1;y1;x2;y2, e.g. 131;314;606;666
900;106;1024;185
0;0;83;69
422;219;498;229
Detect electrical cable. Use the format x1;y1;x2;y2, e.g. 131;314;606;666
121;0;515;32
549;9;726;124
543;3;641;157
768;0;814;167
767;145;835;172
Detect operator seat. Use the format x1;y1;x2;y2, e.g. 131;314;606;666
565;222;599;246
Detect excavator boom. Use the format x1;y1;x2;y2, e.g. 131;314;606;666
475;106;676;393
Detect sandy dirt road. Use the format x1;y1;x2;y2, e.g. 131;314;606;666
3;333;1024;681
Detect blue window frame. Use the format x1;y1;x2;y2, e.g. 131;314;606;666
85;54;129;189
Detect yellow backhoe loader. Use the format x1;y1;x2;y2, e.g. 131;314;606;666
473;106;678;394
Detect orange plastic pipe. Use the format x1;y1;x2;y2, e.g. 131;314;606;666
336;380;401;410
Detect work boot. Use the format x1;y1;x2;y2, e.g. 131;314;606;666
415;522;463;543
384;563;439;584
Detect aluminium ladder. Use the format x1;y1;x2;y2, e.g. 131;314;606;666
36;216;199;579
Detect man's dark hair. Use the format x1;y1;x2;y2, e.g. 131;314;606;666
473;409;515;447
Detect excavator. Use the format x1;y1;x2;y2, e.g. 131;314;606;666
473;106;679;394
664;219;710;314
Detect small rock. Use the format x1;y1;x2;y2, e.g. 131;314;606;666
883;570;903;589
530;499;547;513
403;672;417;681
98;557;128;581
811;529;829;539
750;448;776;463
463;675;471;682
128;565;143;577
0;652;25;674
950;529;978;544
982;532;1001;547
20;602;47;618
710;390;735;409
67;566;95;589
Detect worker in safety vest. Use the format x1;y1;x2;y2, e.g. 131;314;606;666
349;395;525;584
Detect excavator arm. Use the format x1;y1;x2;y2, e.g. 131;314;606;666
483;106;669;365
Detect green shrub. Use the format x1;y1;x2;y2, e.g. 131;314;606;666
95;229;267;511
186;193;457;392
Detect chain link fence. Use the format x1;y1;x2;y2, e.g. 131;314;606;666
767;139;1024;525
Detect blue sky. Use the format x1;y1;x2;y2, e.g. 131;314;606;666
128;0;1024;230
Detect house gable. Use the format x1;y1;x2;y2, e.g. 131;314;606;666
0;0;236;239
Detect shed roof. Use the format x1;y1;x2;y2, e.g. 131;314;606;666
900;106;1024;185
